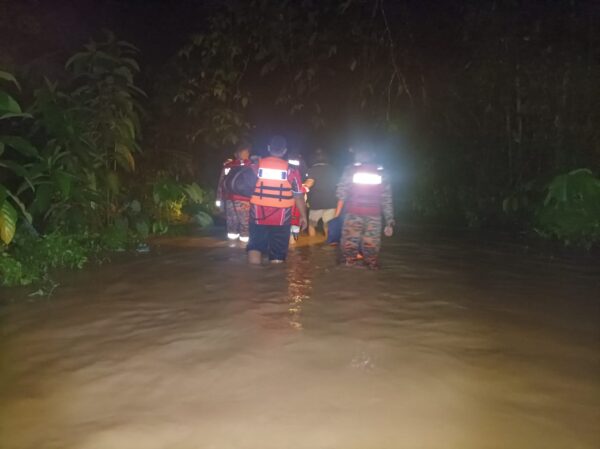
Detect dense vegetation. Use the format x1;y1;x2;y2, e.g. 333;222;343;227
0;33;211;289
1;0;599;289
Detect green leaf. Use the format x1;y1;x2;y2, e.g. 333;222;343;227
0;184;7;206
6;191;32;223
0;136;39;157
0;111;33;120
0;201;18;244
107;171;120;194
184;183;204;204
115;143;135;171
122;57;140;71
0;160;31;182
135;219;149;238
129;199;141;214
0;70;21;90
30;183;52;215
65;51;91;69
52;170;73;199
0;91;22;115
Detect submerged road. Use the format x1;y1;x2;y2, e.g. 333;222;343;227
1;230;599;449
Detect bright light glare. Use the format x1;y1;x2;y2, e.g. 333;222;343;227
215;200;221;207
227;233;240;240
352;172;382;185
258;168;287;180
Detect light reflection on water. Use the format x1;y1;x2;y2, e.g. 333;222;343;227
286;251;313;331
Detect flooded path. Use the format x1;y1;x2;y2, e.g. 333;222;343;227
1;230;599;449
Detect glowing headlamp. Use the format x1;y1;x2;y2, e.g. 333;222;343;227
352;172;382;185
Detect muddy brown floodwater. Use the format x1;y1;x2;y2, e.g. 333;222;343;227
0;230;599;449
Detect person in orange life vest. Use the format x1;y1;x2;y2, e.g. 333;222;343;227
216;143;252;243
247;136;308;264
287;152;310;244
335;149;394;269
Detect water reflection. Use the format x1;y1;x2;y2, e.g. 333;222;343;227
286;250;314;330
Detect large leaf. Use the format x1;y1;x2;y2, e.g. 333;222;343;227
0;184;7;206
0;200;18;244
0;91;22;116
106;171;120;194
0;70;21;90
65;51;91;69
115;143;135;171
30;183;53;216
0;136;39;157
0;111;33;120
0;160;31;183
184;183;204;204
52;170;73;199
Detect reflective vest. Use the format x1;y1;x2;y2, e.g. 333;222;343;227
346;163;383;216
251;157;295;208
223;158;251;201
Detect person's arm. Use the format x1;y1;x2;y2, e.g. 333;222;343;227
294;195;308;230
216;166;225;208
382;180;394;226
335;166;352;217
291;169;308;230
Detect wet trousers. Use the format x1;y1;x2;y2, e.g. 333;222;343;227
225;200;250;238
341;213;382;267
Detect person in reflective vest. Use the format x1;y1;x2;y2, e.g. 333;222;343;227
216;143;252;243
335;149;395;269
247;136;308;264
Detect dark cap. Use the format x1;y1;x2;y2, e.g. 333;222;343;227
269;135;287;154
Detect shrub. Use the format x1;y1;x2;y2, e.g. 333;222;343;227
535;169;600;248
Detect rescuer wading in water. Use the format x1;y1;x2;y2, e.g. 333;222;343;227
247;136;308;264
336;149;394;269
216;143;252;243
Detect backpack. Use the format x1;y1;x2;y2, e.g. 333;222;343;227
223;164;257;198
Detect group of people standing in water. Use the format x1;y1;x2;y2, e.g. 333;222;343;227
216;136;394;269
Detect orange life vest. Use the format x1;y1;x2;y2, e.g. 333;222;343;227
251;157;295;208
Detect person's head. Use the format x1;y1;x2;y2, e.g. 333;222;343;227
287;151;301;167
312;147;327;164
235;142;251;160
353;148;375;164
268;135;287;158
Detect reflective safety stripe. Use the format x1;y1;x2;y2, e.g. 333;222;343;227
252;190;294;200
288;159;300;166
254;184;292;192
352;172;382;185
239;236;249;243
224;167;231;175
227;233;240;240
258;168;287;180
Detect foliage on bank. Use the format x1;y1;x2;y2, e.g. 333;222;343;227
0;33;213;289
